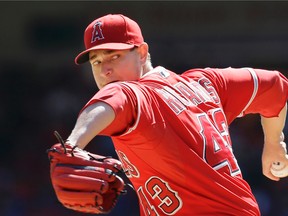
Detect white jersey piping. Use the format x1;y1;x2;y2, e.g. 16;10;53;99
120;82;141;136
237;68;259;117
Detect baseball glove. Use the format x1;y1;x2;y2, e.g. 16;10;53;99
47;131;125;214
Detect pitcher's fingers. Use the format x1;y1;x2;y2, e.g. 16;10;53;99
53;174;109;193
54;165;116;182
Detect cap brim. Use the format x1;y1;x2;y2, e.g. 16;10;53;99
75;43;135;65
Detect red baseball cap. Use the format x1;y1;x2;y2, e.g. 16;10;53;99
75;14;144;65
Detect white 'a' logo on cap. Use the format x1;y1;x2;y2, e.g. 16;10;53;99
91;21;104;43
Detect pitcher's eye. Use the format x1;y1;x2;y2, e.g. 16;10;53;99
111;55;120;60
92;60;101;65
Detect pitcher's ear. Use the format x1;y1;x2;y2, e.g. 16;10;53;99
137;43;149;64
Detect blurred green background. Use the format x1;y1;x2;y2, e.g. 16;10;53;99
0;1;287;216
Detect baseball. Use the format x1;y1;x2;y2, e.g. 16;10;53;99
270;162;288;178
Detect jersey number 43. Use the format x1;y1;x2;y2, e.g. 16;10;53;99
197;108;241;176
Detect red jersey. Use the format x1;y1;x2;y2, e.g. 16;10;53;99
82;66;288;215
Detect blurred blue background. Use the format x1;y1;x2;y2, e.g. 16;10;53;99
0;1;287;216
